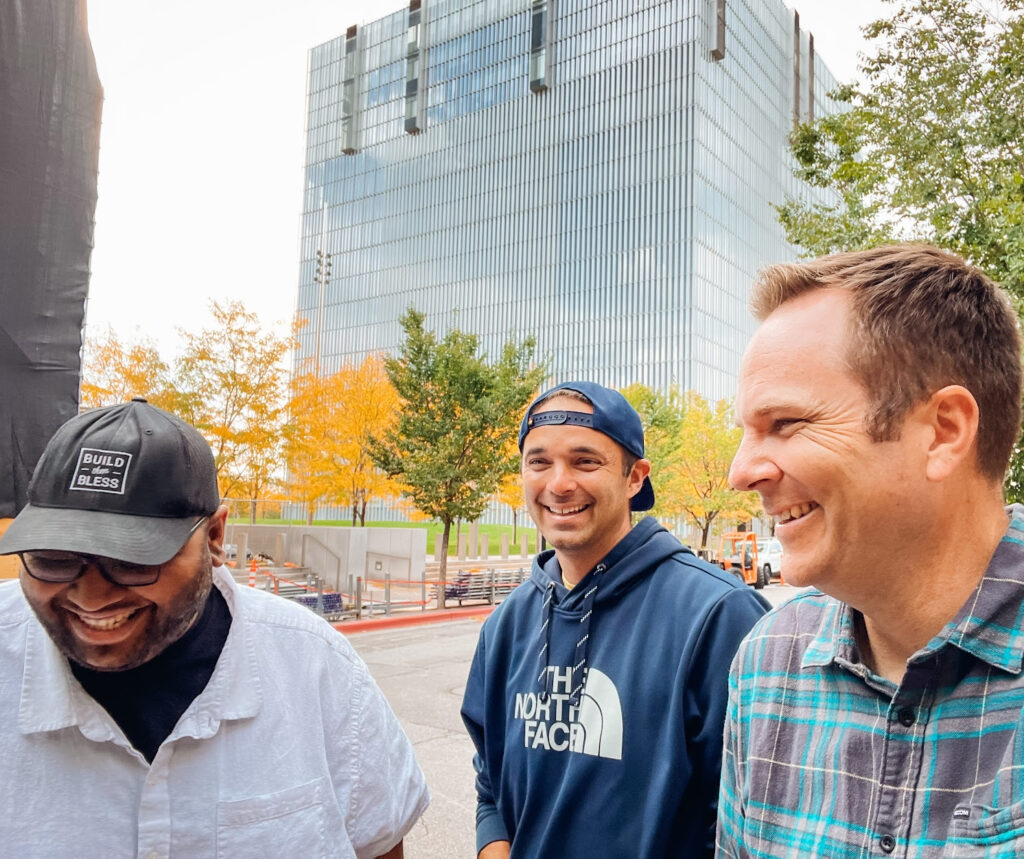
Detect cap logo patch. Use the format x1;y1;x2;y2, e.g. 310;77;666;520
70;448;133;495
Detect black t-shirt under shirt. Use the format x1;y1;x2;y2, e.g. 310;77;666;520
70;584;232;763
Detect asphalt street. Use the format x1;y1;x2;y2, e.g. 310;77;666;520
346;583;800;859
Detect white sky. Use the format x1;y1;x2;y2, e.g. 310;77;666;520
84;0;890;360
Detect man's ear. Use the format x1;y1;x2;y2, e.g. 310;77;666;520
206;505;229;567
921;385;980;482
627;457;652;499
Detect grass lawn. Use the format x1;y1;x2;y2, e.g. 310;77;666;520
226;516;540;557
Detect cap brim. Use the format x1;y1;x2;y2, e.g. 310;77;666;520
630;477;655;512
0;505;200;565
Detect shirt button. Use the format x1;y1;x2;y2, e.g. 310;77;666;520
898;708;915;727
880;834;896;853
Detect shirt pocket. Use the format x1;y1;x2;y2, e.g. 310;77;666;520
946;801;1024;858
216;776;351;859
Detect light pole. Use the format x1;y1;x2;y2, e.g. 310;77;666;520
313;198;331;375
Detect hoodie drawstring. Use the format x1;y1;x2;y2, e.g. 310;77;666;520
569;563;604;705
537;581;556;701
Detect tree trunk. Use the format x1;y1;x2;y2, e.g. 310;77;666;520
512;508;517;543
438;519;451;610
249;499;257;525
358;498;367;527
700;519;712;551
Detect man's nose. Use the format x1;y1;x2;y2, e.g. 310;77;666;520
547;461;578;495
729;433;780;492
65;563;122;608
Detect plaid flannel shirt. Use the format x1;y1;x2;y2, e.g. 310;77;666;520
717;507;1024;859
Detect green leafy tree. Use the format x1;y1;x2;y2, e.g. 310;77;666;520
620;382;684;512
776;0;1024;497
778;0;1024;292
370;309;546;607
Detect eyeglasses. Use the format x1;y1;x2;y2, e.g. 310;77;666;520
19;517;208;587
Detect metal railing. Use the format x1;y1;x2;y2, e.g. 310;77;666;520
232;565;529;622
300;532;343;591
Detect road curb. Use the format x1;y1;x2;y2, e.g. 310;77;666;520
334;604;496;634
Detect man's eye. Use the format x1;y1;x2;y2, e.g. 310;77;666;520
773;418;805;433
27;552;77;564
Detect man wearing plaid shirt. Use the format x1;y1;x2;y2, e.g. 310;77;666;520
719;245;1024;858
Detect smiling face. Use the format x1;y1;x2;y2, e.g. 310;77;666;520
730;289;933;597
20;508;227;671
521;397;649;579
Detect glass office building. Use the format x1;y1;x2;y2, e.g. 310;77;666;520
295;0;839;402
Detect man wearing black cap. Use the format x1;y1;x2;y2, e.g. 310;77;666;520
0;398;428;858
460;382;769;859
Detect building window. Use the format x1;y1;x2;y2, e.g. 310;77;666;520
405;1;424;132
341;26;359;154
530;0;549;93
808;33;815;123
710;0;726;61
792;11;801;131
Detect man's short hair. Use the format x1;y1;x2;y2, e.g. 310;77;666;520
751;244;1023;481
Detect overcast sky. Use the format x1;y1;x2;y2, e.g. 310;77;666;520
84;0;890;359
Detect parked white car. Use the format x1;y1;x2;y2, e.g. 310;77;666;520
758;537;784;581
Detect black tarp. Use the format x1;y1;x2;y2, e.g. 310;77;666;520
0;0;102;516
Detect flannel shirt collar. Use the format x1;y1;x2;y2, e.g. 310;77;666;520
933;506;1024;675
801;506;1024;676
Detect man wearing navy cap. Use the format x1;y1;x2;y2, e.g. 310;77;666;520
461;382;769;859
0;398;427;858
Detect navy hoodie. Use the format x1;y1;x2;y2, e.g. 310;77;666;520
461;517;769;858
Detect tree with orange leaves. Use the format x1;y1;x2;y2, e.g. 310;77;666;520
622;385;761;550
285;354;401;525
80;327;174;410
494;449;526;544
172;301;295;519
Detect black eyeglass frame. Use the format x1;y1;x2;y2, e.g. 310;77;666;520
18;516;209;587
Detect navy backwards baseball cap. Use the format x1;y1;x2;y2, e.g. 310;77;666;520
0;398;221;565
518;381;655;512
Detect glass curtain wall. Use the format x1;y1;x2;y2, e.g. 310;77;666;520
296;0;839;402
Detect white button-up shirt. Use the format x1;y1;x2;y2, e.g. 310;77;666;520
0;567;429;858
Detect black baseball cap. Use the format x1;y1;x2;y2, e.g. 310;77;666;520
518;381;655;511
0;398;221;564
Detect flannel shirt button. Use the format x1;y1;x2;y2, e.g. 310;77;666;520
880;834;896;853
898;707;915;727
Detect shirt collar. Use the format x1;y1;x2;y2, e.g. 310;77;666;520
801;596;852;669
930;506;1024;674
801;506;1024;676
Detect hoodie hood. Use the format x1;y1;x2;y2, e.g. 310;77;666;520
530;517;693;704
529;516;689;605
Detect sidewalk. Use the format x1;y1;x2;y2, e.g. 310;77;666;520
333;603;496;634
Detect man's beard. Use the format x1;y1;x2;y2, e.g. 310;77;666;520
31;543;214;672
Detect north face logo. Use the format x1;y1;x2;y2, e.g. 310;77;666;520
514;666;623;760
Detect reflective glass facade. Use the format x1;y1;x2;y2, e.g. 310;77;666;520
296;0;839;401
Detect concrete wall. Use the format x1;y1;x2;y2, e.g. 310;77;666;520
225;524;427;593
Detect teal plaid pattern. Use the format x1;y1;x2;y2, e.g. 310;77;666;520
717;509;1024;859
